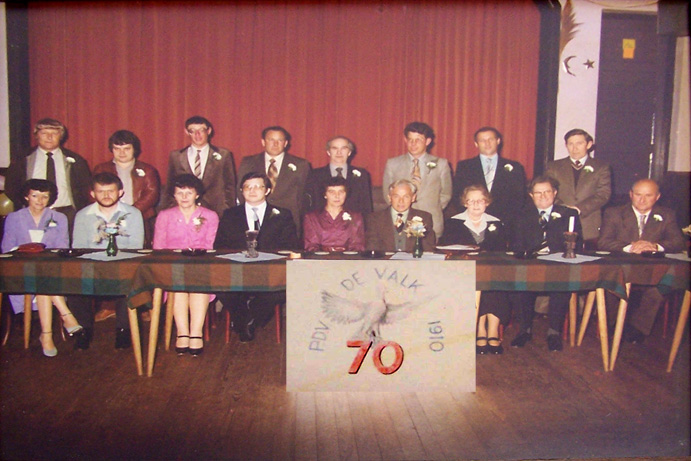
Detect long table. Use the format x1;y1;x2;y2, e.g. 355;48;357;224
1;250;688;376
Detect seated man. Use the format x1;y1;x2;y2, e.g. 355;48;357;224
214;172;298;342
598;178;685;343
365;179;436;252
511;175;582;351
69;173;145;349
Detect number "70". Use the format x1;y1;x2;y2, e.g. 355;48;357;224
347;340;404;375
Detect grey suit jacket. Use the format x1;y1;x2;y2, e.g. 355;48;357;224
598;204;685;253
382;152;452;238
546;156;611;240
365;207;436;252
237;153;311;232
165;144;237;216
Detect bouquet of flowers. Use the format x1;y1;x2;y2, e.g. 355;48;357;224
94;213;130;244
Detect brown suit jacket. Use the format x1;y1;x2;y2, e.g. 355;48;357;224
93;160;160;220
365;207;436;252
598;203;685;253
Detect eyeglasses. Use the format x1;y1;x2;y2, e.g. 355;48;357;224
186;128;208;135
242;185;266;191
465;199;487;206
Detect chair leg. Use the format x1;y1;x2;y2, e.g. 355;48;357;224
662;297;669;338
204;314;210;342
2;303;11;346
24;295;32;349
164;293;174;351
225;310;231;344
275;304;281;344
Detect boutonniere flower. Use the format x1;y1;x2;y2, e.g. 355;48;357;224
504;164;513;172
135;168;145;177
426;162;437;169
44;214;58;231
287;163;297;171
192;215;206;231
342;212;352;221
583;165;594;173
487;224;497;232
212;152;222;161
271;208;281;216
352;169;361;177
550;211;561;219
653;214;663;222
65;156;75;164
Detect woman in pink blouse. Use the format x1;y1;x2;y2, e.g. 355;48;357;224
153;174;219;356
303;176;365;252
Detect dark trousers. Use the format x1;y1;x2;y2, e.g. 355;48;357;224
217;291;285;331
511;292;571;334
67;295;129;330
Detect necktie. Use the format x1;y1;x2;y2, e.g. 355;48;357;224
539;210;547;228
484;161;494;191
539;211;548;247
395;213;404;233
46;152;56;186
411;159;421;186
252;207;261;231
638;214;646;237
194;150;202;179
336;167;344;179
573;159;583;170
268;159;278;188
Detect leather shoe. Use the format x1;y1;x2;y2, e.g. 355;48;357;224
189;336;204;356
73;328;92;350
487;337;504;355
239;319;256;343
510;332;532;348
623;325;645;344
115;328;131;349
175;335;190;355
547;334;563;352
476;336;488;355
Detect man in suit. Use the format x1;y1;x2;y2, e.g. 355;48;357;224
164;115;237;217
382;122;452;238
511;176;583;351
598;179;685;343
238;126;311;234
366;179;436;252
214;172;299;342
546;129;611;246
304;135;373;215
453;126;527;238
5;118;91;234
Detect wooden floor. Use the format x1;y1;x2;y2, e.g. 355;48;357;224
1;308;688;460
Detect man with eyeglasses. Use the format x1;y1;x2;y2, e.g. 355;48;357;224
164;115;237;216
214;172;298;342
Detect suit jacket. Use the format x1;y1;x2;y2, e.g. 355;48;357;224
365;207;436;252
165;144;237;216
453;155;527;228
93;160;161;220
545;156;611;240
237;153;311;232
5;147;91;210
439;215;508;251
214;203;299;251
304;165;373;214
382;153;452;238
512;204;582;253
598;204;685;253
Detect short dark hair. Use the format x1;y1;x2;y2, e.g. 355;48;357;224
108;130;142;158
261;126;291;142
564;128;594;150
170;174;205;198
404;121;435;140
474;126;502;142
241;171;272;191
21;179;58;207
322;176;349;196
92;172;123;190
185;115;212;129
530;175;560;193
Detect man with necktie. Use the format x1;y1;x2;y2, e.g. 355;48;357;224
5;118;91;235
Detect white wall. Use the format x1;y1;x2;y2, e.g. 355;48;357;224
668;36;690;172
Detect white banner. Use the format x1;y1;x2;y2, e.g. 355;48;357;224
286;260;476;392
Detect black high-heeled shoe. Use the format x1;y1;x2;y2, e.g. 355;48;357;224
487;337;504;355
476;336;488;355
175;335;190;355
189;336;204;356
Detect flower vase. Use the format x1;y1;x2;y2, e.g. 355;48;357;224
106;233;118;257
413;236;423;258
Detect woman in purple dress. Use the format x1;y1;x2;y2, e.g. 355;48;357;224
1;179;83;357
153;174;219;356
303;176;365;252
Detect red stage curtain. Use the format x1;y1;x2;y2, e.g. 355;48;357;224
27;0;540;185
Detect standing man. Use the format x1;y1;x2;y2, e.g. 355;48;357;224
546;129;611;246
165;116;237;217
304;135;373;215
366;179;436;252
510;176;582;351
382;122;452;238
5;118;91;232
237;126;311;233
214;172;299;342
69;172;145;350
454;126;527;237
598;179;685;343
